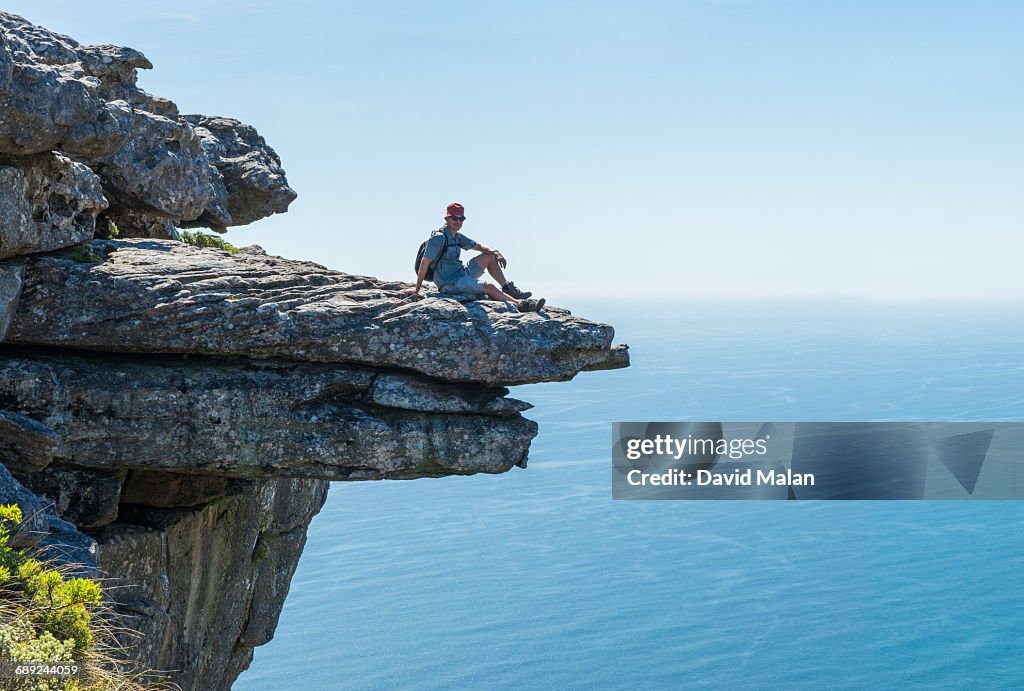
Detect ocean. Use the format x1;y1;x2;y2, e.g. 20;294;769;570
235;300;1024;689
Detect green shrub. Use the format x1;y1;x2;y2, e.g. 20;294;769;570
70;244;103;263
17;558;101;654
0;620;76;690
179;230;239;254
0;504;156;689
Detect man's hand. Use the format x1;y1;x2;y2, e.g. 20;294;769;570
408;258;432;297
404;286;420;296
492;250;507;269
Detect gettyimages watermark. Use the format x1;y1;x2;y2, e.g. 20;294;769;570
612;422;1023;500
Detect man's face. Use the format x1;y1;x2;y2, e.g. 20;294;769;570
445;215;465;232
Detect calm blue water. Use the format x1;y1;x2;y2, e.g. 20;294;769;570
236;301;1024;689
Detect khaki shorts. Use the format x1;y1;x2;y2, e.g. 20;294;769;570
438;255;487;296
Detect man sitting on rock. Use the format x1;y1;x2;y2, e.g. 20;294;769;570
407;202;545;312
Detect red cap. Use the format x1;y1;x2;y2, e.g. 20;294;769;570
446;202;465;218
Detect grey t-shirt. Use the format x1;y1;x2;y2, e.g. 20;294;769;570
423;227;477;285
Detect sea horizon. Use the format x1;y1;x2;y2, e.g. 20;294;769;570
237;300;1024;689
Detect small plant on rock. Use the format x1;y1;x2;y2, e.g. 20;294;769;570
93;218;120;240
179;230;240;254
70;244;103;263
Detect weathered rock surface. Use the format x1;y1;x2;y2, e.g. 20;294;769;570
0;350;537;480
95;477;328;690
0;12;163;121
0;152;107;257
0;462;98;566
367;372;532;416
181;115;296;228
88;109;217;220
0;11;80;64
19;464;125;528
6;240;629;385
0;18;133;156
1;11;293;232
0;409;60;474
0;12;168;120
0;460;51;545
4;456;324;687
0;261;23;340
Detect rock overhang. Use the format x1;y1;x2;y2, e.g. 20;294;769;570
3;239;629;386
0;348;539;482
0;9;632;686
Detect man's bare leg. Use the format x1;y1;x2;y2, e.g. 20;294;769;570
476;253;509;286
483;283;516;304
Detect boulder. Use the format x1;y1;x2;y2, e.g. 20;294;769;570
0;17;133;156
0;461;50;546
76;44;178;117
0;12;288;232
35;514;99;574
0;461;97;569
87;109;218;221
0;152;107;258
0;12;172;119
181;115;296;228
0;11;81;64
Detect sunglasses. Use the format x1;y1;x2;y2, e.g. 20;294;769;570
447;216;466;222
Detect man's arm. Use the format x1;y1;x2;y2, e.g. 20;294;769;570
406;257;432;295
469;244;507;269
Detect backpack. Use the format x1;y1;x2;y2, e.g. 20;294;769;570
414;230;449;282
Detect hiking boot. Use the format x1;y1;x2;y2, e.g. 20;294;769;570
502;282;532;299
517;297;546;313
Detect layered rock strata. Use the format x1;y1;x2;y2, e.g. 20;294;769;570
0;349;537;481
0;10;629;690
5;239;628;385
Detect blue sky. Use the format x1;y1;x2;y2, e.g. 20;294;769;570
7;1;1024;299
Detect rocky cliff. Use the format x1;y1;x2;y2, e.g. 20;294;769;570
0;12;628;689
